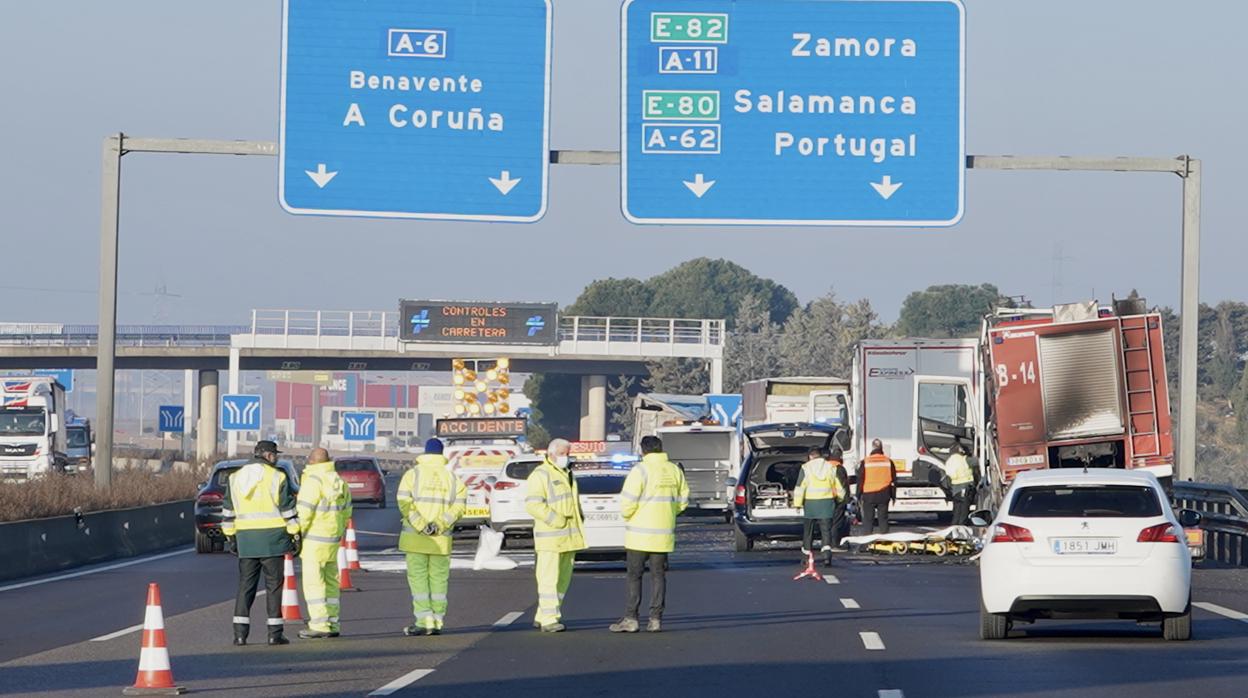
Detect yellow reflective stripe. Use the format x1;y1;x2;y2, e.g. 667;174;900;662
535;528;573;538
626;525;674;536
305;534;340;544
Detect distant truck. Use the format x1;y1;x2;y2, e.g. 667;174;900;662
0;376;69;480
630;393;740;515
850;339;981;514
741;377;853;433
979;300;1174;509
65;417;93;474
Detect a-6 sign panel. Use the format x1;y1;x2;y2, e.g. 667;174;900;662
279;0;552;222
622;0;965;226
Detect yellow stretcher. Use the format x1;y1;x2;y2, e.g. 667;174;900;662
846;525;980;557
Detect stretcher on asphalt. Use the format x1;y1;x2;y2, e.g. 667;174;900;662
843;525;980;557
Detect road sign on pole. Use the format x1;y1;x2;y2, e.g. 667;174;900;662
158;406;185;434
622;0;965;226
279;0;553;222
221;394;262;432
706;393;742;427
342;412;378;442
33;369;73;393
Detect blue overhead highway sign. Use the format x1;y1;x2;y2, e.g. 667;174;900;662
279;0;553;222
158;406;185;434
221;394;262;432
622;0;965;226
342;412;378;442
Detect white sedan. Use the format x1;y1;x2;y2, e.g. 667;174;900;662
975;468;1200;641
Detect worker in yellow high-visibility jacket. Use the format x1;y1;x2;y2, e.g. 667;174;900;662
397;438;466;636
793;446;848;567
610;435;688;634
295;447;352;639
526;438;586;633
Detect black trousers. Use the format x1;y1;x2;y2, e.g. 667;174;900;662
234;556;285;639
951;484;973;526
625;551;668;621
802;518;833;552
860;493;892;534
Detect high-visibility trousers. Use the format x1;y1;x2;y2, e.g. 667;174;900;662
406;553;451;630
534;550;575;626
300;541;341;633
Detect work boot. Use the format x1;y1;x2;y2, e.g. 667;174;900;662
609;617;640;633
646;618;662;633
424;627;442;636
403;624;423;637
298;629;337;640
267;635;290;646
822;546;834;567
232;636;247;647
540;623;566;633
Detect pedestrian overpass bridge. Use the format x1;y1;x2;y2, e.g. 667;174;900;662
0;309;726;453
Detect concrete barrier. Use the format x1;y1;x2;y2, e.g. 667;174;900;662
0;500;194;583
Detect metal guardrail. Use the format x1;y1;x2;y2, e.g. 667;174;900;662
247;310;726;349
1173;481;1248;567
0;323;247;347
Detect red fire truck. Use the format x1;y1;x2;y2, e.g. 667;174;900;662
979;299;1174;508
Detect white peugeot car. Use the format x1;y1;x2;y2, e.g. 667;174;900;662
976;468;1200;641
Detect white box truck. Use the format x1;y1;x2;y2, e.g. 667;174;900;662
851;339;981;514
740;377;853;432
0;376;69;480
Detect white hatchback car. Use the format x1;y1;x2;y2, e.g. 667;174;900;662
976;468;1200;641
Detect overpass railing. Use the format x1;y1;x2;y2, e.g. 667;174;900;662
1173;481;1248;567
245;310;725;357
0;323;246;347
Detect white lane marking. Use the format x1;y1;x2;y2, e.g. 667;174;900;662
823;575;839;585
1194;601;1248;622
494;611;524;627
879;691;904;698
0;548;194;593
369;668;434;696
860;631;886;650
90;623;144;642
840;598;860;609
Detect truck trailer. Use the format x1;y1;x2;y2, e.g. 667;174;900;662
741;377;853;433
851;339;981;513
0;376;69;480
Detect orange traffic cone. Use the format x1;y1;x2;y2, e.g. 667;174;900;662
123;583;187;695
345;519;362;571
338;538;359;592
281;553;302;621
793;550;824;582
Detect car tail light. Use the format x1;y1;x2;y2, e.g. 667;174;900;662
734;486;746;506
198;492;223;503
1138;523;1181;543
493;481;518;490
991;523;1033;543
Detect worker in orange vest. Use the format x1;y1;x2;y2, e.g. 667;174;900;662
856;438;897;534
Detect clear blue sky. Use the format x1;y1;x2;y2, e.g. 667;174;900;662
1;1;1243;325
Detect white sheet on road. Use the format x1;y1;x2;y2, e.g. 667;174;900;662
842;525;977;547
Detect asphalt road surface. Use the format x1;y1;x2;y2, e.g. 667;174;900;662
4;477;1248;697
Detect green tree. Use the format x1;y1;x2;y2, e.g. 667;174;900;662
646;258;799;327
606;376;639;440
724;294;783;392
895;283;1005;338
564;278;653;317
521;373;580;444
644;359;710;395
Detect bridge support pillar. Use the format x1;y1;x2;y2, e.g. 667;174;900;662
227;347;240;457
709;358;724;394
196;369;218;462
579;375;607;441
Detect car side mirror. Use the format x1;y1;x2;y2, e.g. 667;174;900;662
968;510;992;527
1178;509;1202;528
724;477;737;487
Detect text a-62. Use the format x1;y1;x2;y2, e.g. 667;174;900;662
642;124;721;155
